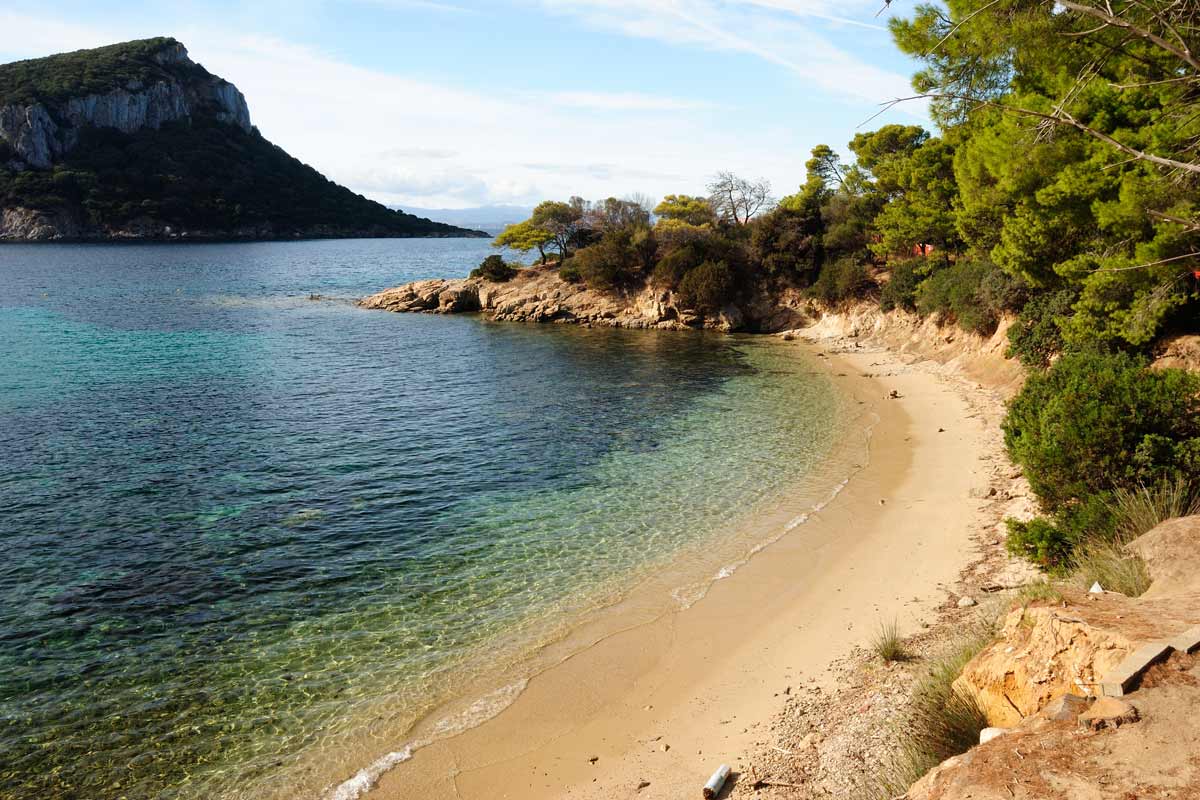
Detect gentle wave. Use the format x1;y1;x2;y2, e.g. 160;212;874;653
324;679;529;800
324;376;879;800
672;408;880;611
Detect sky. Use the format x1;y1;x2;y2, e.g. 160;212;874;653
0;1;931;211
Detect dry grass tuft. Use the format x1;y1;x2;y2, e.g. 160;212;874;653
1109;477;1200;540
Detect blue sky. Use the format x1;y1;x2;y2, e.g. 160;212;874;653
0;1;931;209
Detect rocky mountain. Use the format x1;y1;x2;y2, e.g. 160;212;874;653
0;38;486;241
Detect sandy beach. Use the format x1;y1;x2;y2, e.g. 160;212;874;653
363;330;1017;800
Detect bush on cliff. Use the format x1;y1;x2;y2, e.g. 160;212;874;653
677;260;736;313
572;228;653;290
470;255;518;282
1006;288;1077;369
917;259;1024;337
879;257;922;312
558;262;583;284
809;256;872;305
1003;351;1200;567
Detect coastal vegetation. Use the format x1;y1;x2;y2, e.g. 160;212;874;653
866;623;995;799
490;0;1198;583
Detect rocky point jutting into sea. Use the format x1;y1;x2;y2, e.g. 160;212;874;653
358;265;812;333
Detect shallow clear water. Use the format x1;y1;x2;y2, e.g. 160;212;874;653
0;240;854;799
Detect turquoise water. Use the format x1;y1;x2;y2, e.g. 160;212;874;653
0;240;855;800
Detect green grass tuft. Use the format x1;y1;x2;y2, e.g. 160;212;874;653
859;620;997;799
870;619;909;663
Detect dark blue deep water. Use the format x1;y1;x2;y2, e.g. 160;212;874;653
0;239;846;799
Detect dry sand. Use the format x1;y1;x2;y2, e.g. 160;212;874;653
368;339;1007;800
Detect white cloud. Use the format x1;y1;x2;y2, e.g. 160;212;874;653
0;5;925;209
537;0;915;106
0;11;123;58
536;91;717;112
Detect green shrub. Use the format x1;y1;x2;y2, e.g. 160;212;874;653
1002;351;1200;565
558;262;583;284
917;259;1008;336
572;229;647;289
977;264;1027;316
879;258;922;312
677;260;736;313
469;254;518;282
652;243;704;287
1006;288;1077;369
1005;517;1072;571
810;256;872;305
1004;351;1200;509
750;205;821;279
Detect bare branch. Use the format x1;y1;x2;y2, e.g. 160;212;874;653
924;0;1006;56
1110;74;1199;89
1093;251;1200;272
1058;0;1200;74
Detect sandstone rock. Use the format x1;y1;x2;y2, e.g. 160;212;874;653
957;596;978;608
954;592;1197;727
979;726;1008;744
1127;515;1200;598
1153;334;1200;372
359;267;786;332
1078;696;1139;730
1039;693;1089;722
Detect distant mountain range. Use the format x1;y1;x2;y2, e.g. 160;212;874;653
0;37;487;241
397;205;534;236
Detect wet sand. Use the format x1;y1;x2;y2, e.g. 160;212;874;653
368;340;994;800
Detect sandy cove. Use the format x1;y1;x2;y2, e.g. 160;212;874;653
361;321;1031;800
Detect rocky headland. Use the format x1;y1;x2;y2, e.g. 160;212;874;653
0;40;250;171
358;265;811;332
0;38;485;242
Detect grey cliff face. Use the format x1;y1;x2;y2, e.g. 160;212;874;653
0;43;252;170
0;104;61;169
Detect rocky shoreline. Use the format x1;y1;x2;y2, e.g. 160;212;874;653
357;266;811;333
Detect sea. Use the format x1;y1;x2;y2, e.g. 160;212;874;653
0;239;866;799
